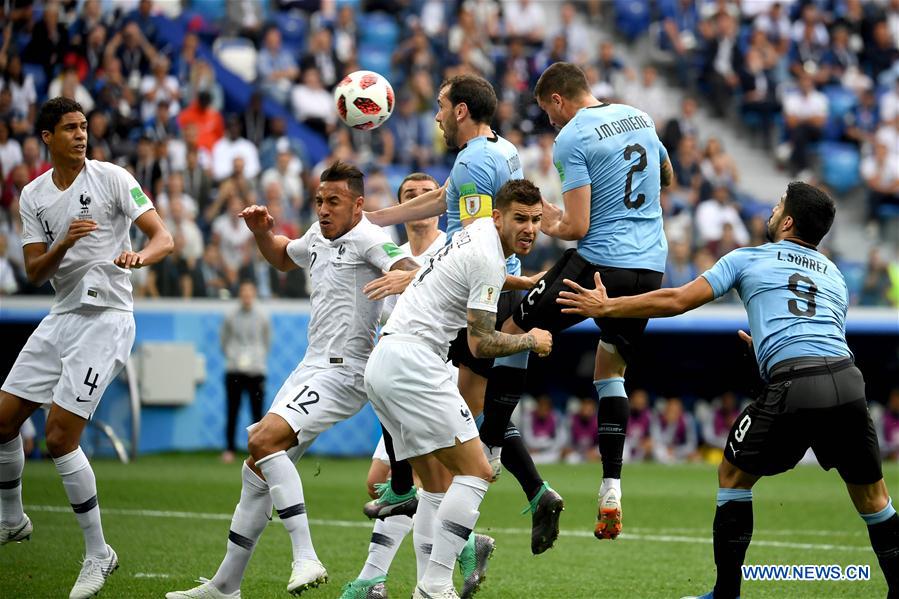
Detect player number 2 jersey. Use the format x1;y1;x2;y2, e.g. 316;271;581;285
701;240;852;380
286;216;408;372
384;218;506;359
553;103;669;272
19;159;154;314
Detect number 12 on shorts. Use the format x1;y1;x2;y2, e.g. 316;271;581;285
286;385;320;415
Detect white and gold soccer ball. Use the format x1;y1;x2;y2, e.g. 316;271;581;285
333;70;395;131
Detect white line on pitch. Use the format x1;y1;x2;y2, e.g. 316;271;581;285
29;505;871;553
134;573;171;579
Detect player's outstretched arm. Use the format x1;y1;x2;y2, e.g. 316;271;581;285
503;270;546;291
239;205;297;272
557;273;715;319
467;308;553;358
115;209;174;269
363;258;420;300
541;186;590;241
23;219;98;285
366;181;447;227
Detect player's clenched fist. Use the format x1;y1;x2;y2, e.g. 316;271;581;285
528;328;552;357
114;251;144;269
239;205;275;233
61;219;97;249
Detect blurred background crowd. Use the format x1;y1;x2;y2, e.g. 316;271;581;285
0;0;896;461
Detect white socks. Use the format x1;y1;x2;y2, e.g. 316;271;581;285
212;462;273;594
413;490;443;581
53;448;107;558
0;436;25;527
257;450;318;563
600;477;621;497
358;514;413;580
421;476;489;593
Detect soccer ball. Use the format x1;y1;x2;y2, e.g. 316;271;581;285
333;70;394;130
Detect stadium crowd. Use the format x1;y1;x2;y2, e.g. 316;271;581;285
0;0;896;306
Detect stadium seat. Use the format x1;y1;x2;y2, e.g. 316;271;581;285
357;44;392;78
823;84;856;138
614;0;651;42
212;37;257;83
359;12;399;48
817;141;860;193
188;0;226;24
837;259;866;305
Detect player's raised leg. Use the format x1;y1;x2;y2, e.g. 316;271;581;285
0;392;39;545
593;341;629;540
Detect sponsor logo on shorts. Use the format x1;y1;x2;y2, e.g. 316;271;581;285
75;396;90;403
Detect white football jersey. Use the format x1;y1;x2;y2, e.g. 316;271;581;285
19;159;154;314
382;230;447;319
287;215;409;372
384;218;506;359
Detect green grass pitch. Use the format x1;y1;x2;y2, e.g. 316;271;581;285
1;454;894;598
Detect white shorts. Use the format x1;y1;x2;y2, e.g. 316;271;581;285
365;335;479;461
372;435;389;464
2;311;135;420
266;363;368;458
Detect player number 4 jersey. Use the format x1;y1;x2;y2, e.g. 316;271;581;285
384;218;506;359
286;216;409;372
19;159;155;314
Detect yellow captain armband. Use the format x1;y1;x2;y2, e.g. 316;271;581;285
459;193;493;220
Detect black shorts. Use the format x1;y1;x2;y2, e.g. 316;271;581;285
511;248;663;365
724;357;882;485
447;290;520;378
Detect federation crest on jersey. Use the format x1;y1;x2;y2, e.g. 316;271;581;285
463;194;481;217
78;192;92;218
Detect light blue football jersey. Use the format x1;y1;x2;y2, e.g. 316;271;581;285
553;103;669;272
702;240;852;380
445;132;524;275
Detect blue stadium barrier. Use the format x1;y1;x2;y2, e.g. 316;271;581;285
614;0;651;41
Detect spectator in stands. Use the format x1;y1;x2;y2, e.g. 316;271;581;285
651;397;700;464
107;21;158;86
700;137;739;190
503;0;545;46
861;141;899;223
696;185;750;249
563;398;599;464
395;24;440;80
166;197;204;298
212;195;254;281
19;136;50;181
47;66;94;114
0;231;18;295
225;0;264;42
882;79;899;127
75;23;108;89
662;96;700;156
173;31;200;84
528;139;563;208
625;388;653;462
884;388;899;460
753;1;791;55
0;119;22;179
125;0;162;46
178;91;224;154
199;243;229;299
622;65;670;127
739;48;780;147
388;93;433;170
139;55;180;123
702;12;741;118
291;67;336;138
845;88;882;148
133;136;163;198
69;0;105;49
863;20;899;82
301;27;342;89
823;25;870;93
860;247;895;306
260;138;304;212
22;0;69;79
95;55;137;117
552;2;592;64
783;72;828;176
223;156;258;206
257;26;299;106
212;116;261;182
663;240;697;288
659;0;700;87
2;56;37;132
522;395;567;464
333;4;358;64
1;164;28;215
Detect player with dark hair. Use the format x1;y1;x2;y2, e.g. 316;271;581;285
557;182;898;599
0;97;174;599
167;161;419;599
505;61;673;540
365;178;551;599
